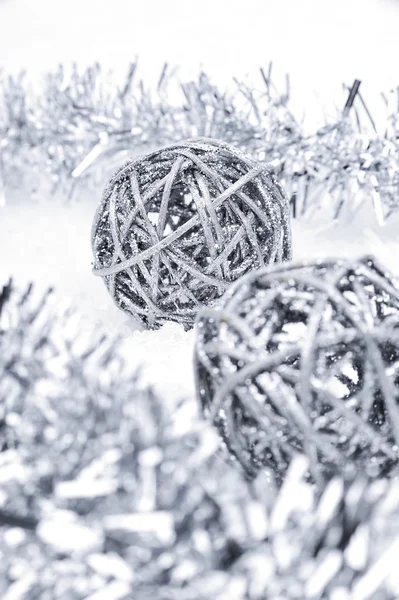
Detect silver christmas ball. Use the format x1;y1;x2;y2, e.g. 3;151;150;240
91;138;292;329
194;256;399;482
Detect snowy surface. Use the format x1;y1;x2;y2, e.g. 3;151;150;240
2;192;399;403
0;194;198;403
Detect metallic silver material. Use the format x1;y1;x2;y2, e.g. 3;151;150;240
91;138;292;329
2;281;399;598
194;255;399;482
2;65;397;222
0;279;267;598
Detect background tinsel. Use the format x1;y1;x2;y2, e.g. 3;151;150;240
1;63;399;222
1;280;399;599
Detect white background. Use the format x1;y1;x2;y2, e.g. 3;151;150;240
1;0;399;126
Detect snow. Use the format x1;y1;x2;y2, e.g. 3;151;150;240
2;191;399;404
0;193;198;402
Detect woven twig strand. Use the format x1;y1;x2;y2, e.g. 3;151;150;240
194;256;399;482
91;138;292;329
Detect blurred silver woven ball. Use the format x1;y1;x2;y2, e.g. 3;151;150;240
194;255;399;482
91;138;292;330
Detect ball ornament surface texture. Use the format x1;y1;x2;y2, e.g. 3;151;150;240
91;138;292;329
194;256;399;481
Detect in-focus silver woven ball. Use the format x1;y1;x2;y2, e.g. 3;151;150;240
91;138;292;329
194;255;399;482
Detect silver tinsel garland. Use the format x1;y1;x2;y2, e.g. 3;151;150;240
232;456;399;600
0;279;269;598
194;255;399;483
91;138;291;329
1;64;399;222
1;281;399;598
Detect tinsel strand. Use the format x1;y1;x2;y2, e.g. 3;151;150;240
2;63;399;221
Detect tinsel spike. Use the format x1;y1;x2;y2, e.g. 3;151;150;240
119;61;137;100
342;79;361;117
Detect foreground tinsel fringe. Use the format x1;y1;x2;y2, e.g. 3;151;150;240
0;279;268;597
1;64;399;222
1;280;399;598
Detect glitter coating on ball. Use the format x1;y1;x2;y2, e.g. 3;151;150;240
91;138;292;329
194;256;399;482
